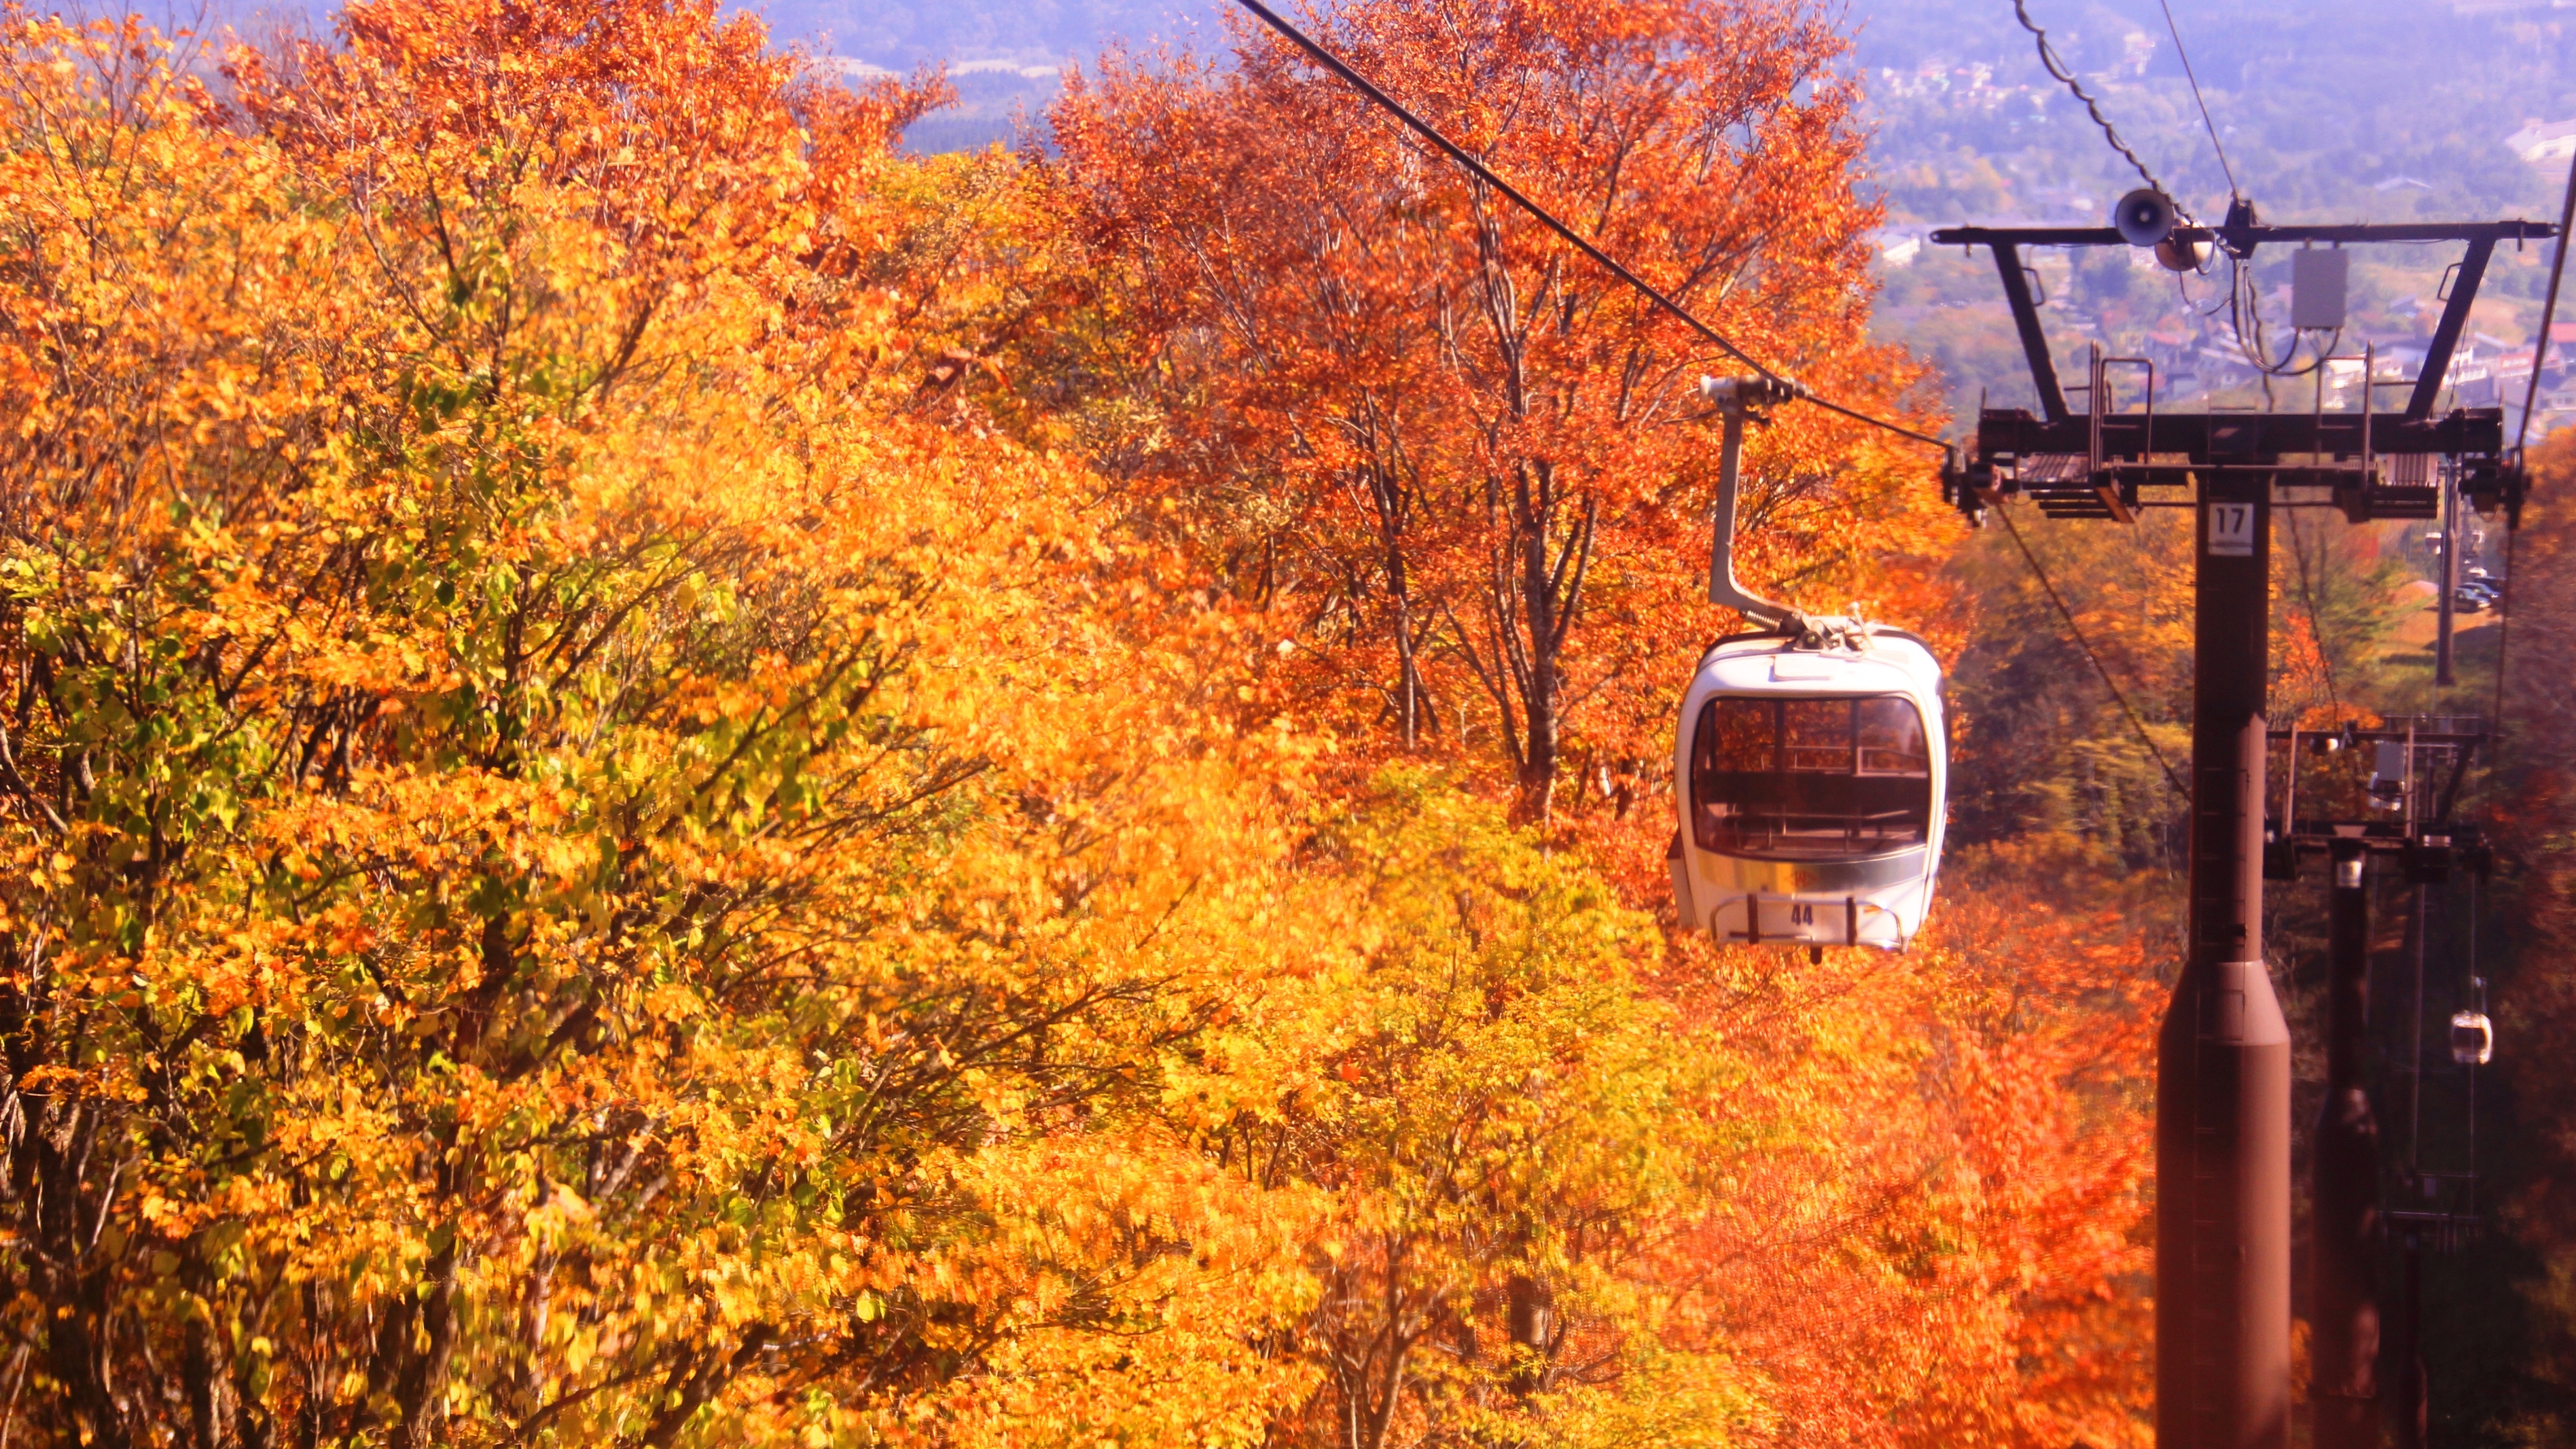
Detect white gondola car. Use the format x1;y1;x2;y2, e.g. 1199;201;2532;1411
2450;1009;2494;1066
1668;628;1947;951
1670;374;1949;952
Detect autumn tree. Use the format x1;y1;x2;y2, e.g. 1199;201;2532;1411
1055;0;1955;819
1199;778;1757;1448
1942;503;2409;867
1941;511;2196;861
0;2;2269;1447
0;6;1319;1444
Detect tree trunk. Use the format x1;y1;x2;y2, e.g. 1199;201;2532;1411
1505;466;1594;824
1375;468;1422;750
1505;1272;1553;1397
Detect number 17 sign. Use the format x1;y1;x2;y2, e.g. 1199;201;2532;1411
2206;500;2256;558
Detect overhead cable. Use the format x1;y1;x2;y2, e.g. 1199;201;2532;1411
2491;525;2518;736
2013;0;2182;217
1993;506;2188;795
2513;140;2576;457
2157;0;2240;200
2497;134;2576;737
1226;0;1953;455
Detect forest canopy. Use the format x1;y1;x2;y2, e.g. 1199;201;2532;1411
1;0;2566;1445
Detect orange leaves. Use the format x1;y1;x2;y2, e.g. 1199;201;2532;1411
235;0;810;265
0;1;2198;1445
1648;850;2156;1449
1;15;358;572
1058;0;1954;817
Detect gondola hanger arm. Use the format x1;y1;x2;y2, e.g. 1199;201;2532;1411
1703;377;1795;630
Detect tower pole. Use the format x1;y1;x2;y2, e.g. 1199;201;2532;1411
2388;881;2437;1449
2157;481;2292;1449
2313;842;2383;1448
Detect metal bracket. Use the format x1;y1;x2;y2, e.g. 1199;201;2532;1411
2409;238;2494;421
1989;241;2069;422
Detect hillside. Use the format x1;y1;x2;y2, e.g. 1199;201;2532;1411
721;0;2576;427
4;2;2570;1446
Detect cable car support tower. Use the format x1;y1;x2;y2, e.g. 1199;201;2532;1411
1932;199;2549;1449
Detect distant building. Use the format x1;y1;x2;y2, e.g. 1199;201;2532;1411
2503;117;2576;163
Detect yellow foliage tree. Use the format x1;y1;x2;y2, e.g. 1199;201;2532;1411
0;3;2207;1447
0;6;1317;1443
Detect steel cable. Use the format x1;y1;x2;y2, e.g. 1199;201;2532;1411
2513;144;2576;457
2285;509;2343;715
2157;0;2240;200
1228;0;1953;455
2491;524;2518;737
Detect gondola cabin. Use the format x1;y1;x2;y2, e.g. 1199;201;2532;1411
1669;629;1947;951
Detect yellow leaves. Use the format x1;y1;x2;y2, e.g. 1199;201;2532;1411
0;4;2122;1446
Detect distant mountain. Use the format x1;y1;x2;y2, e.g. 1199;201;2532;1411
747;0;1222;71
174;0;2576;213
175;0;1224;71
741;0;2576;221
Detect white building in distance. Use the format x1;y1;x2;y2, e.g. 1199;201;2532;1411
2504;117;2576;163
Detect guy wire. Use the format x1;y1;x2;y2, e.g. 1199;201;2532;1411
1229;0;1953;455
2157;0;2240;200
1993;505;2188;795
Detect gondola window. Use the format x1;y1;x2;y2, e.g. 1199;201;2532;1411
1690;696;1932;859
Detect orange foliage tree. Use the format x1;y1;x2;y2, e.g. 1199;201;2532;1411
1053;0;1958;820
1050;8;2168;1443
0;0;2191;1445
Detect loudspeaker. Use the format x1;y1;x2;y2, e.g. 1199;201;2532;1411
2114;188;2178;248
